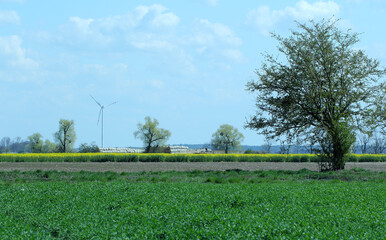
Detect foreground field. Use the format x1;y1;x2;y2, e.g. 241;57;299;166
0;170;385;239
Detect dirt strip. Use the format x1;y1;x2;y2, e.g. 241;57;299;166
0;162;385;172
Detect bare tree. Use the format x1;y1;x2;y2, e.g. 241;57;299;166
358;133;371;154
371;133;385;154
262;138;272;154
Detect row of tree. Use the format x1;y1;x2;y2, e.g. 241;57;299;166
1;115;383;155
133;116;245;153
0;119;77;153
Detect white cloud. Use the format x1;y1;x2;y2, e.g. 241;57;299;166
69;16;94;34
0;10;20;24
205;0;218;7
222;49;244;62
65;16;112;46
247;0;340;35
148;4;180;28
63;4;179;48
130;39;175;51
73;4;179;32
285;0;340;19
0;35;39;69
191;19;242;47
83;63;129;76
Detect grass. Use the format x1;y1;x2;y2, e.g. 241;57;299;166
0;169;385;239
0;168;385;184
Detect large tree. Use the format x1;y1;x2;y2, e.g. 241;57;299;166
211;124;244;154
246;19;385;171
134;116;171;153
27;133;44;153
54;119;76;153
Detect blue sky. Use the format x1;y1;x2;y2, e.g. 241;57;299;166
1;0;385;147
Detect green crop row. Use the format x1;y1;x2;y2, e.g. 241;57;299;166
0;153;385;162
0;181;384;239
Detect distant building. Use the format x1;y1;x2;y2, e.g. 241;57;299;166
100;147;144;153
99;146;212;154
166;146;213;154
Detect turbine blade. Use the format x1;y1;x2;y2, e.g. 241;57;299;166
90;95;102;107
97;109;102;126
105;101;117;108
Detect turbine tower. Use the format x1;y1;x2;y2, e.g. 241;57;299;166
90;95;117;148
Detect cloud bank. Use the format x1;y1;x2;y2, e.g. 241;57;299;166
247;0;340;35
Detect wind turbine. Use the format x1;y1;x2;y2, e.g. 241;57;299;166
90;95;117;148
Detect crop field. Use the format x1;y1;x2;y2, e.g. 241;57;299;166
0;153;385;163
0;170;385;239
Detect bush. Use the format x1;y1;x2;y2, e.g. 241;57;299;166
78;143;100;153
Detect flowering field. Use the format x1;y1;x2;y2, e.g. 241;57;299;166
0;153;384;162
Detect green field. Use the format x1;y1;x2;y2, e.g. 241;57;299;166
0;170;385;239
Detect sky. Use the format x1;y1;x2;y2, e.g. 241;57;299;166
1;0;385;148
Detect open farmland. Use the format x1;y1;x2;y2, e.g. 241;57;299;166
0;171;385;239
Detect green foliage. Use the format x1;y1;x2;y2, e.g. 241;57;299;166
246;19;386;170
54;119;76;153
78;142;100;153
211;124;244;153
317;121;357;171
0;177;384;239
244;149;254;154
134;116;171;153
27;133;44;153
27;134;57;153
41;140;57;153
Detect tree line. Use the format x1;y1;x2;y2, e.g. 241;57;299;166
0;119;91;153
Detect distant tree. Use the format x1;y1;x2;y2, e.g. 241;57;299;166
370;133;385;154
78;142;100;153
42;140;57;153
278;141;291;154
358;133;371;154
10;137;28;153
245;19;385;170
262;138;272;154
54;119;76;153
0;137;11;153
27;133;44;153
211;124;244;154
364;85;386;136
134;116;171;153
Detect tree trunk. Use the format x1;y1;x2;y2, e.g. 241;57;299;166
330;122;355;171
145;144;151;153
